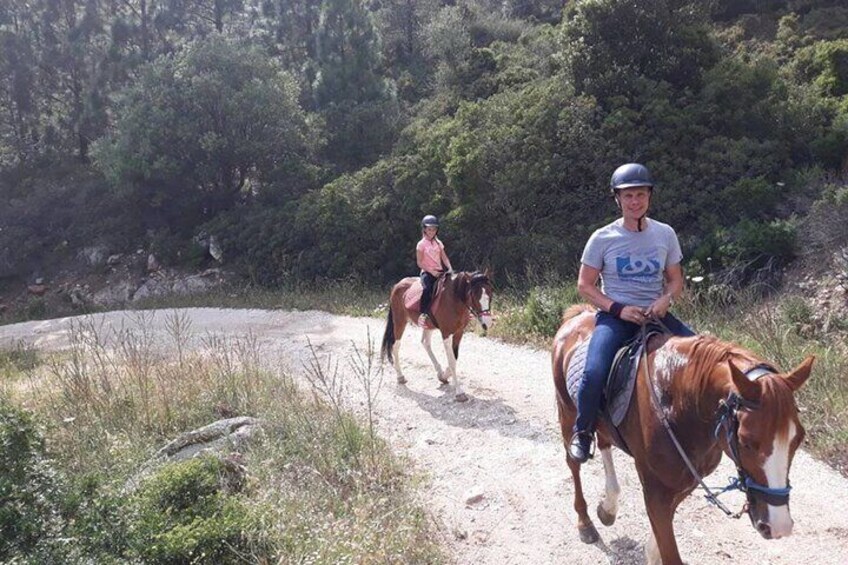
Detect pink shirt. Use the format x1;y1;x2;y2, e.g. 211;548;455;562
417;237;444;273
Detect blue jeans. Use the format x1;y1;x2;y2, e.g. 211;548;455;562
573;311;695;435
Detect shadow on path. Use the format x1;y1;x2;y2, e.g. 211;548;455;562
394;381;556;444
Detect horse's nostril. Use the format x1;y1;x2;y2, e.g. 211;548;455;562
757;521;772;539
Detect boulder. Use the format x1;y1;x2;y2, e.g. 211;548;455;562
27;284;47;296
77;245;110;267
91;280;137;306
125;417;263;493
208;235;224;262
147;253;160;273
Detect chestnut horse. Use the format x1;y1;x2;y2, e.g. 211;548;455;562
381;270;493;402
553;304;813;565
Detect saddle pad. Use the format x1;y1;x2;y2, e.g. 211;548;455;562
403;280;424;311
565;338;641;428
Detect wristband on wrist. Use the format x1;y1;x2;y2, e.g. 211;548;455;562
666;293;675;306
609;302;624;318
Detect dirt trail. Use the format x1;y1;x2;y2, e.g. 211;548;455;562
2;308;847;564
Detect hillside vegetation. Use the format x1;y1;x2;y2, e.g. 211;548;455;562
1;0;847;288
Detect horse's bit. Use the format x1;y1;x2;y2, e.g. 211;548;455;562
642;326;791;517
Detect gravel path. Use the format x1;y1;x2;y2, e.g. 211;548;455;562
2;308;847;564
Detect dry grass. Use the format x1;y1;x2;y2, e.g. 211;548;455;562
1;311;443;563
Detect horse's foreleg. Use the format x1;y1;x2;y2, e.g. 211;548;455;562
420;329;446;383
441;333;466;402
641;476;684;565
597;446;621;526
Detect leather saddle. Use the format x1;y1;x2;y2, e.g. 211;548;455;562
566;323;670;455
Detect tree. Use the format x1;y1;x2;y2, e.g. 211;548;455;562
561;0;718;103
93;38;313;230
312;0;399;170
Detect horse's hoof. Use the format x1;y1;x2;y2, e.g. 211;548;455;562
455;392;469;403
397;375;407;385
597;502;616;526
437;373;449;384
578;523;600;544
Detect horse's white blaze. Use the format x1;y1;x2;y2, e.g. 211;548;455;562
479;289;491;312
645;530;661;565
479;313;493;328
652;345;688;413
764;420;796;538
600;448;620;517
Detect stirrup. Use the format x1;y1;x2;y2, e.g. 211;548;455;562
568;431;595;464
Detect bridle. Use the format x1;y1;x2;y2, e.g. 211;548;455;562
465;274;491;325
643;325;792;517
714;372;793;509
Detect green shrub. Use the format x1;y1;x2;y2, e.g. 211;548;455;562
523;285;580;337
24;297;47;320
128;456;257;564
0;340;41;374
780;295;814;334
0;401;68;562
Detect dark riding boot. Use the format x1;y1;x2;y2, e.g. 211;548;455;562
568;431;594;464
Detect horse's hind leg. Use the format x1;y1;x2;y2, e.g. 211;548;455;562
596;438;621;526
392;341;406;384
391;305;408;384
420;329;446;384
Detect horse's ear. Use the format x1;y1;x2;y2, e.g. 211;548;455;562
483;266;493;280
784;355;814;392
729;360;761;401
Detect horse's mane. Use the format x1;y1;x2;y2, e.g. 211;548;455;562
672;336;797;429
452;270;489;300
673;335;759;417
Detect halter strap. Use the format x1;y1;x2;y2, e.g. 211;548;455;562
713;369;793;508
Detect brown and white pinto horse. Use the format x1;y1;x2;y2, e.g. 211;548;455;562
381;270;493;402
553;304;813;565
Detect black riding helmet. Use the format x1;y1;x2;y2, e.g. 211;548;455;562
610;163;653;232
610;163;654;193
421;214;439;228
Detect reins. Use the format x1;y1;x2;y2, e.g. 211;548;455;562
640;322;790;518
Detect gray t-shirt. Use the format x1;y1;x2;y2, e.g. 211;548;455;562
580;218;683;308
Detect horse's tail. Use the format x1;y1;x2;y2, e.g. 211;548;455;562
381;306;395;363
562;303;595;324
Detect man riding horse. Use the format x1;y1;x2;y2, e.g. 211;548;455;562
569;163;696;463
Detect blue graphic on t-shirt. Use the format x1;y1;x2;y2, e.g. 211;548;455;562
616;255;660;279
